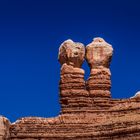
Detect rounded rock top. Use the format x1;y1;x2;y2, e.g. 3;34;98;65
86;37;113;68
58;39;85;68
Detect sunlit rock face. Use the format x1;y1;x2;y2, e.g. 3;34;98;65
86;38;113;100
58;39;88;114
2;38;140;140
86;37;113;68
58;39;85;68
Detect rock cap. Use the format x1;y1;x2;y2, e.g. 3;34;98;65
86;37;113;68
58;39;85;67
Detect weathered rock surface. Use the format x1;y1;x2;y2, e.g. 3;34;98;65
0;116;10;140
58;39;85;67
59;63;90;114
86;38;113;110
86;37;113;68
58;40;89;114
1;38;140;140
9;98;140;139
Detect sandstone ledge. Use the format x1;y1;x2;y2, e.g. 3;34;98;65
9;98;140;139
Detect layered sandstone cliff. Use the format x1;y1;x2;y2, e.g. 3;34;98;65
1;38;140;140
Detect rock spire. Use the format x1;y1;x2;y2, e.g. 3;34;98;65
86;38;113;109
2;37;140;140
58;39;89;113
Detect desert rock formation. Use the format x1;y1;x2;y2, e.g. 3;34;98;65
58;40;89;114
1;38;140;140
86;38;113;110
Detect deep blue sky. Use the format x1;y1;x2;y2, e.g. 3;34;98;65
0;0;140;122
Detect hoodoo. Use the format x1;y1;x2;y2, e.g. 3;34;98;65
86;38;113;110
1;38;140;140
58;39;89;113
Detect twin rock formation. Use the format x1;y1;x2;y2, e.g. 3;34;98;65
59;38;113;113
1;38;140;140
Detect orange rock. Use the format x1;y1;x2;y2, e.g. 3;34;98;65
86;37;113;68
2;38;140;139
58;39;85;68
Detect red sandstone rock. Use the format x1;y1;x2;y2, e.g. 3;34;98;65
9;101;140;139
58;63;88;113
86;37;113;68
58;39;85;68
86;38;113;100
1;38;140;140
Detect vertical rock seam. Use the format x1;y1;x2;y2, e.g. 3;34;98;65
0;116;10;139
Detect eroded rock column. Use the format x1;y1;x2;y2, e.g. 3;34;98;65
58;39;89;113
86;38;113;109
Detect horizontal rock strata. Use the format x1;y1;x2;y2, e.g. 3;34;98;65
1;38;140;139
58;39;91;114
10;98;140;139
86;38;113;110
